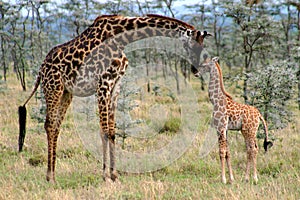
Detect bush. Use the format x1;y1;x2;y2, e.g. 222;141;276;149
160;117;181;134
248;60;297;130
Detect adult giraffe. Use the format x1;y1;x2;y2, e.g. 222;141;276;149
194;57;273;184
18;14;210;183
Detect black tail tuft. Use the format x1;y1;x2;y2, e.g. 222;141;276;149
18;105;27;152
264;139;273;152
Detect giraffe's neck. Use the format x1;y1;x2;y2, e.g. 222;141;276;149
91;15;201;47
208;61;232;105
53;15;200;59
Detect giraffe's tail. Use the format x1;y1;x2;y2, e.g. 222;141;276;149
18;73;41;152
259;114;273;152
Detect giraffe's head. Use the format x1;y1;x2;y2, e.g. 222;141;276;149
194;56;219;77
182;31;212;72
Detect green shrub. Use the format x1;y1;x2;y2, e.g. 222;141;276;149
160;117;181;134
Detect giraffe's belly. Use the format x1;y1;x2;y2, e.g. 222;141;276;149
228;118;242;130
64;77;98;97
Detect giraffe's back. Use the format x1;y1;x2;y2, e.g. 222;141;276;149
226;98;261;131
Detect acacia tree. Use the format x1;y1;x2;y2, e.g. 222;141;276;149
9;3;30;91
287;1;300;109
59;0;101;37
223;0;277;103
0;2;10;81
248;61;297;129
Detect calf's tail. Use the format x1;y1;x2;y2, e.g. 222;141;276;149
260;114;273;152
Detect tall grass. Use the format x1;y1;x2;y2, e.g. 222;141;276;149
0;74;299;199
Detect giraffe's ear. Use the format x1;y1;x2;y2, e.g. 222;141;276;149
195;31;212;43
203;31;213;38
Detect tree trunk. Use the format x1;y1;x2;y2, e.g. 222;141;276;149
1;36;6;81
297;68;300;110
298;8;300;110
174;60;180;95
0;6;7;81
243;36;249;104
144;48;151;93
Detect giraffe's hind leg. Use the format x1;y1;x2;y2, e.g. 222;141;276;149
44;96;61;182
44;88;72;183
243;130;259;184
100;131;109;181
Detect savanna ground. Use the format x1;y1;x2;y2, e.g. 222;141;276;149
0;72;300;200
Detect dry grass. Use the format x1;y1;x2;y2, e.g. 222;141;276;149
0;74;300;200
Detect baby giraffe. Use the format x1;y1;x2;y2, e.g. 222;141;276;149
195;57;273;184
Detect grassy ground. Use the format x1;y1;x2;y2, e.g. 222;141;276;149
0;74;299;200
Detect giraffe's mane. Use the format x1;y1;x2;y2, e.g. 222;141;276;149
93;14;195;31
146;14;195;30
94;14;123;23
214;61;233;99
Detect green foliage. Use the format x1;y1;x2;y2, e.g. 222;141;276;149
259;161;283;179
116;68;143;148
28;154;46;167
30;87;46;124
248;60;297;129
0;78;8;93
160;117;181;134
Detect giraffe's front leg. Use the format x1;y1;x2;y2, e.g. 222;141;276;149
97;87;111;181
108;84;120;182
245;137;259;184
107;56;127;182
218;131;227;184
215;114;231;184
225;136;234;183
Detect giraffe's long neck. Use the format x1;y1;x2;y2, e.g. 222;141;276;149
100;15;199;44
208;61;232;106
74;14;204;54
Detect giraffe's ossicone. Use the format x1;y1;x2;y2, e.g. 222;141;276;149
18;14;210;183
195;57;273;184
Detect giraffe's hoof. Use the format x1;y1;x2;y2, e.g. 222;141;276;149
46;173;56;184
102;173;110;182
112;177;121;185
222;178;227;184
103;175;109;182
111;172;118;182
46;177;56;184
253;177;258;185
